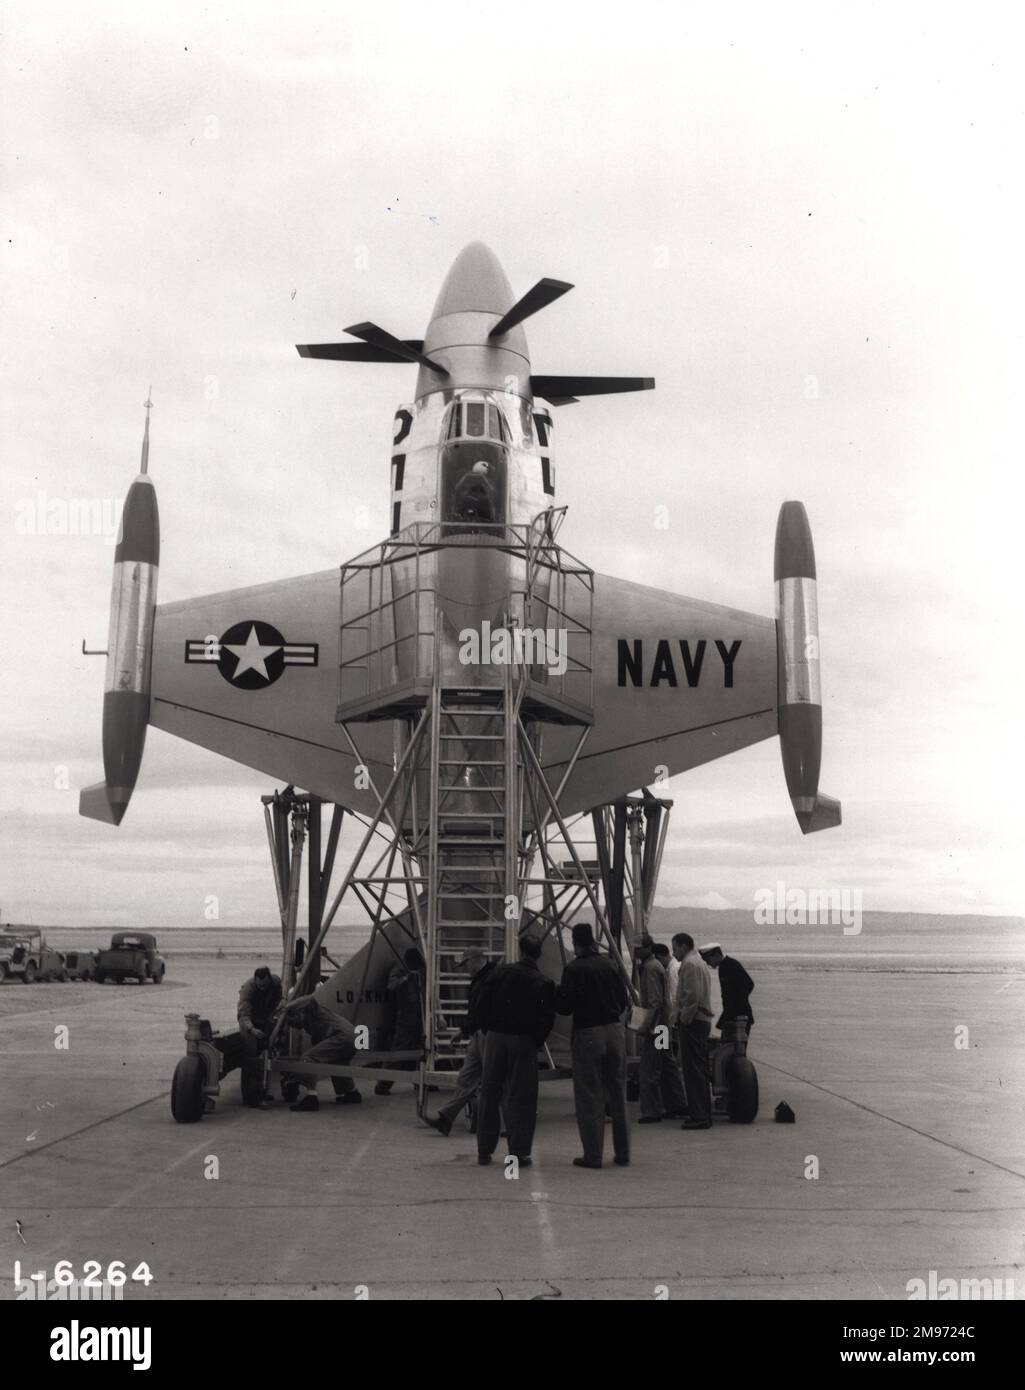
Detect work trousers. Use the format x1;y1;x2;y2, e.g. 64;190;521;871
478;1031;538;1160
240;1027;268;1092
438;1031;484;1124
678;1019;712;1123
571;1023;630;1166
374;1019;422;1093
639;1029;689;1118
286;1033;357;1095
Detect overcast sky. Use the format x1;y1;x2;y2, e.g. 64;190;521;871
3;2;1022;929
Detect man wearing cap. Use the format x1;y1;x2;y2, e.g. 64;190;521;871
699;943;755;1035
278;993;362;1112
474;936;555;1166
635;934;689;1124
554;920;631;1169
423;948;496;1136
669;932;714;1130
237;965;282;1104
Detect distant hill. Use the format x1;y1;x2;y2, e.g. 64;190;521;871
646;907;1025;938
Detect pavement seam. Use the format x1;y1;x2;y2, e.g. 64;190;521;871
0;1091;170;1170
756;1057;1025;1182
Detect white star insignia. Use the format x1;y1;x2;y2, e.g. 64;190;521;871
223;625;281;680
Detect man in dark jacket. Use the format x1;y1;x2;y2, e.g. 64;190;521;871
699;943;755;1033
555;921;631;1169
475;936;555;1165
424;949;495;1136
237;966;282;1103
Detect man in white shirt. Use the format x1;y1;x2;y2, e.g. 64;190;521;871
670;932;714;1129
661;941;681;1006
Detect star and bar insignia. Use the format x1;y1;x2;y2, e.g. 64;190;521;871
185;621;319;690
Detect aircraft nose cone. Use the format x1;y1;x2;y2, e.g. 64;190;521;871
429;242;514;319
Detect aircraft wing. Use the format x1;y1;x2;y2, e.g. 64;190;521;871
542;573;778;815
148;569;392;812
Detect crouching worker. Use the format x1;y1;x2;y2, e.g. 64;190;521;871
279;994;363;1112
237;966;282;1104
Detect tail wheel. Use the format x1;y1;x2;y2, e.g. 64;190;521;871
726;1056;759;1124
171;1054;206;1123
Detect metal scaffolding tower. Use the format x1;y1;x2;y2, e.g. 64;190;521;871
264;516;675;1100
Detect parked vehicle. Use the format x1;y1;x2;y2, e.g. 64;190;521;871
62;949;99;981
0;929;67;983
94;931;165;985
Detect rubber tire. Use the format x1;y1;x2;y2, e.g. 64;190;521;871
154;969;164;984
23;964;37;984
726;1056;759;1124
171;1054;206;1123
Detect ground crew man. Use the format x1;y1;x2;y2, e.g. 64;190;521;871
653;941;680;1007
699;942;755;1034
237;966;282;1103
475;936;555;1166
375;948;426;1095
554;921;631;1169
635;934;689;1124
670;932;714;1130
279;993;362;1112
424;948;496;1136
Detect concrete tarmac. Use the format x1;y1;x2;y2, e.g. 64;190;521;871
1;959;1022;1301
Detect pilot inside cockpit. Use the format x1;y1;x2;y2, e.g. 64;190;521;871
451;460;497;524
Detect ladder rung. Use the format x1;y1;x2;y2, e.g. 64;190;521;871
439;760;505;766
436;919;507;928
439;891;506;898
437;786;505;793
439;734;505;741
439;865;506;873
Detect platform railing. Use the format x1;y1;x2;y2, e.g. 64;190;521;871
338;516;595;722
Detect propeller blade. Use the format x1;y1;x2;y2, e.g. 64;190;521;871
343;322;448;375
489;278;573;338
530;375;655;402
297;340;425;362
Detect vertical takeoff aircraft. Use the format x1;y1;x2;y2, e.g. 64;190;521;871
81;242;840;1048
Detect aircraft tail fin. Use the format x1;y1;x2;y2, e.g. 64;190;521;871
79;782;120;825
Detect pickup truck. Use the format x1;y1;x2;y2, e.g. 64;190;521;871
0;930;67;983
94;931;166;985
